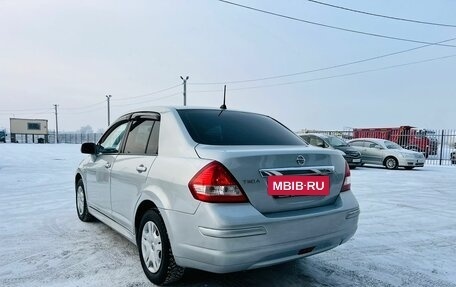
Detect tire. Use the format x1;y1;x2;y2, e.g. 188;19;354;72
76;179;94;222
404;167;414;170
349;165;357;169
384;157;398;170
137;210;184;285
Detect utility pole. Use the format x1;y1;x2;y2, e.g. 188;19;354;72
54;104;59;144
106;95;112;126
180;76;189;106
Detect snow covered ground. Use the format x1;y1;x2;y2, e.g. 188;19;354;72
0;144;455;287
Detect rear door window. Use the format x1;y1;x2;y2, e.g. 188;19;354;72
177;109;305;145
309;136;326;147
349;140;365;147
368;142;381;149
124;119;159;155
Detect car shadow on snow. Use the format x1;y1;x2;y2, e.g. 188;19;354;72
173;260;324;287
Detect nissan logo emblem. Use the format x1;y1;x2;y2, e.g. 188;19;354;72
296;155;306;166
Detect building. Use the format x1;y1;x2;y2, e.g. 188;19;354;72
10;118;49;143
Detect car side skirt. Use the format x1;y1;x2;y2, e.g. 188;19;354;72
88;206;137;245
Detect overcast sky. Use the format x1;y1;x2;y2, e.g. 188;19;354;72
1;0;455;133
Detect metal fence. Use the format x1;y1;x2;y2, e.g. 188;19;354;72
7;133;103;144
298;129;456;166
50;133;103;144
4;129;456;166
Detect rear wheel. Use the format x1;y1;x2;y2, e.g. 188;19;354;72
137;210;184;285
384;157;398;170
76;179;94;222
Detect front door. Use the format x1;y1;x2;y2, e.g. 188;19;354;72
85;121;129;215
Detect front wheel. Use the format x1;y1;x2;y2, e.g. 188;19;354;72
76;179;94;222
404;166;414;170
385;157;398;170
137;210;184;285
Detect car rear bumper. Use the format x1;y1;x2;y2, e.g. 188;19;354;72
161;191;359;273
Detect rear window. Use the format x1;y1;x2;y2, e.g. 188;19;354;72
177;109;305;145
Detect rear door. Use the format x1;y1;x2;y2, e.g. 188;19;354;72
110;114;160;231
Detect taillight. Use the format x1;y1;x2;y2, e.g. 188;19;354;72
188;161;248;203
341;161;351;192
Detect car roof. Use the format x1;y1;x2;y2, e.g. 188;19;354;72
349;138;384;143
123;106;264;116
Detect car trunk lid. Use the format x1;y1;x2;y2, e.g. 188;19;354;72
195;145;347;214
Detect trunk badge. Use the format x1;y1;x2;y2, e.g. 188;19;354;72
296;155;306;166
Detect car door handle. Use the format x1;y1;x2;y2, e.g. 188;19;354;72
136;164;147;173
105;162;111;169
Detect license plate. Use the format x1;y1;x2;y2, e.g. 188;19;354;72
267;175;330;196
352;159;361;163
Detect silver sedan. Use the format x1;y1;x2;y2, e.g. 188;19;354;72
75;107;359;285
348;138;425;170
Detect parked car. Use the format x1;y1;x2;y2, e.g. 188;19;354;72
75;107;359;285
348;138;425;170
451;143;456;164
352;126;438;157
0;129;6;143
299;133;362;169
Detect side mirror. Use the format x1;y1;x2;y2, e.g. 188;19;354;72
81;142;98;154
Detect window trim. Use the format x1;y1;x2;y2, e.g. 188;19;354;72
145;121;160;156
97;112;160;156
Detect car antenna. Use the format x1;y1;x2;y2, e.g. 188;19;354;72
220;85;227;110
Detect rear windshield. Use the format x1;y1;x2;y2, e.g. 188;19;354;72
177;109;305;145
